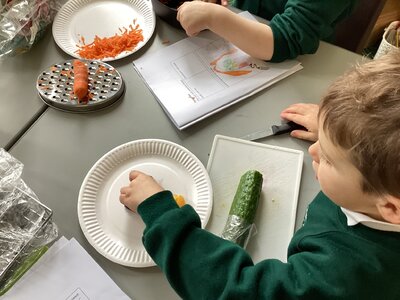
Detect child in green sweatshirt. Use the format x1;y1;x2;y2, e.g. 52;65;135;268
176;0;357;62
119;50;400;299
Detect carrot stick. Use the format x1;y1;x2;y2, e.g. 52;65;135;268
73;60;88;101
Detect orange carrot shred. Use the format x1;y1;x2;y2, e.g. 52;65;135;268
76;20;144;60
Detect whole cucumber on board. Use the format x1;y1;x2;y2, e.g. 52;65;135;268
221;170;263;248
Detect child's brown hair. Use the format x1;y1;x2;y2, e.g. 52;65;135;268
319;50;400;197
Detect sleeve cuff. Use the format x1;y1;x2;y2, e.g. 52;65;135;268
269;21;290;63
137;190;179;225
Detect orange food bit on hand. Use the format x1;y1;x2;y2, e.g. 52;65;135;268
76;21;144;60
173;194;186;207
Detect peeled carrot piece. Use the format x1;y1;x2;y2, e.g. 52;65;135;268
73;60;88;101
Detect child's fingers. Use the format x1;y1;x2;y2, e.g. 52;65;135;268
280;107;302;116
120;186;131;196
290;130;318;142
186;30;199;37
176;1;188;20
281;103;311;115
129;170;144;181
281;113;307;128
119;192;127;204
176;6;182;21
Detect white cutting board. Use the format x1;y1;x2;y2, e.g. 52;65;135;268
206;135;303;262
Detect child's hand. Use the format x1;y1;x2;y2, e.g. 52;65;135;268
197;0;229;6
119;170;164;212
177;2;221;36
280;103;319;142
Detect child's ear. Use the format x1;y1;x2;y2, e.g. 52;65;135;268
376;195;400;224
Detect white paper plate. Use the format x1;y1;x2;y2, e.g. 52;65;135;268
78;139;213;267
206;135;303;262
53;0;155;61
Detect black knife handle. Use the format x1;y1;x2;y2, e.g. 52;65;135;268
271;121;307;136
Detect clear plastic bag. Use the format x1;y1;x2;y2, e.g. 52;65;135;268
0;0;58;58
221;215;257;249
0;148;58;295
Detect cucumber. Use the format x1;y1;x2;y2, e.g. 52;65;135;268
221;170;263;247
229;170;263;223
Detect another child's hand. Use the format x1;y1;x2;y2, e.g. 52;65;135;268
197;0;229;6
119;170;164;212
177;2;221;36
280;103;319;142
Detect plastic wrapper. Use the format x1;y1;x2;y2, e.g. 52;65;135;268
0;148;58;295
0;0;58;58
221;215;256;249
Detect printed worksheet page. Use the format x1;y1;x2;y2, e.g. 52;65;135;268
3;237;130;300
134;11;302;129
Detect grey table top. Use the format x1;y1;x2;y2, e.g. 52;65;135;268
7;17;363;300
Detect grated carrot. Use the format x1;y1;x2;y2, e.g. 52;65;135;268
76;20;144;60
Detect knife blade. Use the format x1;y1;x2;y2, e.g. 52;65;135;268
240;121;306;141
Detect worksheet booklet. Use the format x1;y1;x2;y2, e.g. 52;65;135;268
133;11;303;130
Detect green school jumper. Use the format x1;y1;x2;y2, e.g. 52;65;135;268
231;0;357;62
138;191;400;299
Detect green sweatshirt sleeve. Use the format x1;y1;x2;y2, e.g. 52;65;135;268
269;0;356;62
137;191;345;299
138;190;400;299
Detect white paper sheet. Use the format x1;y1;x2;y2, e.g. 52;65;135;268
133;11;302;130
3;237;130;300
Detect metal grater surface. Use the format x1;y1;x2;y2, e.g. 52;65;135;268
36;60;124;113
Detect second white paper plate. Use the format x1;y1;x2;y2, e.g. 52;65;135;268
78;139;212;267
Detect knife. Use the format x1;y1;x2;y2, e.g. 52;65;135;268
240;121;306;141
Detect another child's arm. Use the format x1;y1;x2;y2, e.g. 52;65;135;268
280;103;319;142
177;2;274;61
119;170;164;212
178;1;356;62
